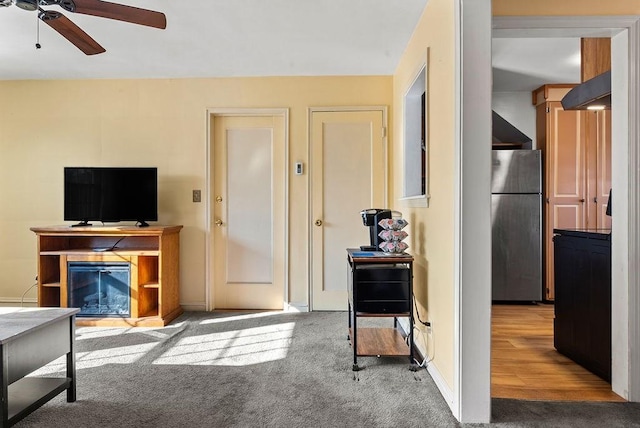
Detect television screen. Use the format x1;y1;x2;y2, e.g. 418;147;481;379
64;167;158;227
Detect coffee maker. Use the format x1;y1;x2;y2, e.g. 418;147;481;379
359;208;400;251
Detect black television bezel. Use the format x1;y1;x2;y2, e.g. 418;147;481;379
64;167;158;227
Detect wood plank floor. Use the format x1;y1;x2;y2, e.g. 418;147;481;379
491;303;625;402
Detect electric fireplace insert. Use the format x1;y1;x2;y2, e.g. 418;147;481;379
68;262;131;317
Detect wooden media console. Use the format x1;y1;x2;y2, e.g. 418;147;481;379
31;225;183;327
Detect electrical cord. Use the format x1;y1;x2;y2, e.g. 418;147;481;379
107;236;126;251
413;323;435;368
414;294;430;327
21;277;38;307
411;295;434;367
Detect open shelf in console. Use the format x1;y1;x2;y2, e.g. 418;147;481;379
31;225;183;327
137;255;159;317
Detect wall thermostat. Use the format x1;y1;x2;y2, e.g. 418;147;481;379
295;162;304;175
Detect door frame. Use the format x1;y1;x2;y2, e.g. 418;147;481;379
456;6;640;422
205;108;290;311
307;106;388;311
491;14;640;403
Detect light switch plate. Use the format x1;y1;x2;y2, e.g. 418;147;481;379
193;189;201;203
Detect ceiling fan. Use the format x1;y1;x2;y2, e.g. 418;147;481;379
0;0;166;55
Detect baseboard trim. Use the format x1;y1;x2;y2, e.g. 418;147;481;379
0;297;37;307
397;318;455;410
287;302;309;312
427;359;455;408
180;302;207;311
181;302;307;312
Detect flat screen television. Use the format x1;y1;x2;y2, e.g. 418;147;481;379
64;167;158;227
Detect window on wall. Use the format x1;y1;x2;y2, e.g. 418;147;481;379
402;63;429;206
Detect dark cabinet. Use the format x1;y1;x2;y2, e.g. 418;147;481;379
349;265;411;313
553;229;611;381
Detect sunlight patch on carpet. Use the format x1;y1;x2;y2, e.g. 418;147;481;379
154;322;295;366
75;322;186;341
199;311;286;325
29;342;159;376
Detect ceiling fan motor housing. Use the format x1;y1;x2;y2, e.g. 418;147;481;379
15;0;38;11
58;0;75;12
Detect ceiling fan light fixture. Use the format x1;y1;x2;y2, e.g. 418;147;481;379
15;0;38;11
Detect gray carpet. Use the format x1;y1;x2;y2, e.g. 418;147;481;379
14;311;640;427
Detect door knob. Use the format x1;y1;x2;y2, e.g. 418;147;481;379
215;219;223;226
315;219;323;226
579;198;586;203
215;196;223;203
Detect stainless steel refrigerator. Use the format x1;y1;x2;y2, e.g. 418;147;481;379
491;150;542;301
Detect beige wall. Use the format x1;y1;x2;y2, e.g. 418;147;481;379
388;0;640;399
391;0;456;390
493;0;640;15
0;76;392;308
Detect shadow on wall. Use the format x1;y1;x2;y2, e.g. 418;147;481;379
408;211;427;256
408;211;429;312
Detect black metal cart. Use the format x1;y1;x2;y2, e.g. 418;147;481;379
346;248;414;371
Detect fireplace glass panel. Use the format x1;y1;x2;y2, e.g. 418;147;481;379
68;262;130;317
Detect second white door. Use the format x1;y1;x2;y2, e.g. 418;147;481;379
310;109;387;310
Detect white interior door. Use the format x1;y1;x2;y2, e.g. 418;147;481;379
212;115;286;309
310;109;386;310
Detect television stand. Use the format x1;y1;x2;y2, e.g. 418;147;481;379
30;225;183;327
136;220;150;228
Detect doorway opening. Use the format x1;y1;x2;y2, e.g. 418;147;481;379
490;15;639;403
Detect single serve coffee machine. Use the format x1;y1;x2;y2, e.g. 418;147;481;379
359;208;401;251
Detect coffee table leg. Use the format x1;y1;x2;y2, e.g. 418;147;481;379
1;346;8;428
66;316;76;402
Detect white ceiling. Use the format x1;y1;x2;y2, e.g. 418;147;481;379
0;0;428;80
0;1;582;93
492;37;581;92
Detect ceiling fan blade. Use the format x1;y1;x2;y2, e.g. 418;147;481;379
40;10;106;55
68;0;167;29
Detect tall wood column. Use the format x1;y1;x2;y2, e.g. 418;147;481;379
581;38;612;230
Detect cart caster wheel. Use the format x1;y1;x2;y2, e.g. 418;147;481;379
352;364;361;371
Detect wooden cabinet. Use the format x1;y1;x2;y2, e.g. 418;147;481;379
553;229;611;382
586;109;612;229
31;225;183;327
533;85;611;300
